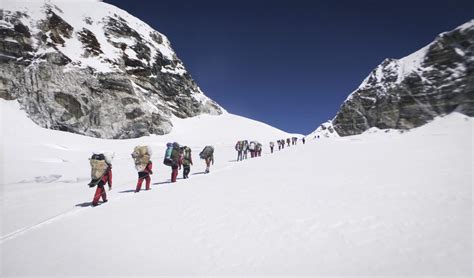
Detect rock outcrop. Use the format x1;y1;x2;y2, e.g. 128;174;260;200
313;20;473;137
0;1;223;138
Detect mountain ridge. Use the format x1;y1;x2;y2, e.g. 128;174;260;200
0;0;224;139
311;20;473;137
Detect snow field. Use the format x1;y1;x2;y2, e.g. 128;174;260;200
0;99;472;276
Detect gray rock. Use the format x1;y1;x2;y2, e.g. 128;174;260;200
0;2;223;139
314;20;473;137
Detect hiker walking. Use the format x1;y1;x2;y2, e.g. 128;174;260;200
256;142;262;157
181;146;193;179
171;143;181;182
286;138;291;147
199;146;214;173
249;141;256;158
92;166;112;206
135;161;152;192
88;153;113;207
131;146;153;192
270;141;275;153
302;137;306;144
163;142;181;182
242;140;249;159
235;141;243;161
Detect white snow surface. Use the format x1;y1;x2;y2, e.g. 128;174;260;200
0;99;472;276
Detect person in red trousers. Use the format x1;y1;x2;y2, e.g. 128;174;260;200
92;166;112;207
135;161;153;192
170;142;181;183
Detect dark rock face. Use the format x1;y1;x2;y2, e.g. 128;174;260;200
330;21;473;136
0;2;223;139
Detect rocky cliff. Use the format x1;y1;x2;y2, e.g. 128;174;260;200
0;0;223;138
314;20;473;137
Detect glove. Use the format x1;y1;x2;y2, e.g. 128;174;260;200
150;171;153;175
108;186;112;191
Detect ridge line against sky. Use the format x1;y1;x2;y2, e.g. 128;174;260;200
103;0;474;134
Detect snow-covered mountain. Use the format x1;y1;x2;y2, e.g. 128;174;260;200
0;0;223;139
311;20;474;136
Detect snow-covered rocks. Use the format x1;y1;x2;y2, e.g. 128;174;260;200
307;120;339;139
0;0;223;138
311;20;474;137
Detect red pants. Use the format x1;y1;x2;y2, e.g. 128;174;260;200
136;176;151;191
171;166;178;182
92;186;107;205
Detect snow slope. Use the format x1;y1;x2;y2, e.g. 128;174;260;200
0;99;472;276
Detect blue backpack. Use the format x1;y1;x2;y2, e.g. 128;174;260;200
163;143;173;166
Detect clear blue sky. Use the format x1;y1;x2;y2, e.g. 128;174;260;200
104;0;473;134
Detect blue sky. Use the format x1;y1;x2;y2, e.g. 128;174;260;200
104;0;473;134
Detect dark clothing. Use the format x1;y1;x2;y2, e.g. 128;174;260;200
183;165;190;179
138;171;149;179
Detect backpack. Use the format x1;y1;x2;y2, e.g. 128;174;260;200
163;143;174;166
235;141;242;151
242;140;248;151
199;146;214;159
132;146;151;172
249;142;256;151
183;147;191;160
89;153;109;186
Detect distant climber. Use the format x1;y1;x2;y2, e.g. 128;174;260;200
249;141;256;158
199;145;214;173
235;141;243;161
256;142;262;157
242;140;249;159
181;146;193;179
270;141;275;153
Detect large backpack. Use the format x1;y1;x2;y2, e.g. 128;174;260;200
163;143;174;166
199;146;214;159
249;141;256;151
89;153;110;187
132;146;151;172
183;147;192;160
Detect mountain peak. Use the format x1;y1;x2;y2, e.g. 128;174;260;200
311;20;473;137
0;0;224;138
